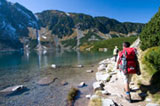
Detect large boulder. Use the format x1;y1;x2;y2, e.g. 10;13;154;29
99;59;109;65
105;64;115;72
93;82;104;91
102;99;116;106
97;64;106;71
96;72;111;82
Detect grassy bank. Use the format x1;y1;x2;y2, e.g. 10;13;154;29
80;36;137;51
134;47;160;104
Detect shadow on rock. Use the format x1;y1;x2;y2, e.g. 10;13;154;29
131;99;144;103
139;71;160;100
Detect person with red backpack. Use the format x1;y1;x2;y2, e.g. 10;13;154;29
116;42;141;103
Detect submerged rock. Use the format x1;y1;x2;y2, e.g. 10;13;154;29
77;65;83;68
37;77;55;85
61;81;68;86
0;85;24;93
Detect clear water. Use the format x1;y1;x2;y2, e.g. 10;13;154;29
0;50;112;106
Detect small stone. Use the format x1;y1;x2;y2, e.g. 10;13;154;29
86;70;94;73
101;90;110;95
79;82;85;87
77;65;83;68
145;98;152;102
51;64;56;68
86;94;91;99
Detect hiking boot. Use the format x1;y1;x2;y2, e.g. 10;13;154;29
125;94;132;103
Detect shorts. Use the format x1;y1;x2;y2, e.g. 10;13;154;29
119;71;132;84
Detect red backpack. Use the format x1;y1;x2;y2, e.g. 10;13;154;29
119;47;137;74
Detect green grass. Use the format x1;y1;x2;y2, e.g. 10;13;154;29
61;37;77;48
152;93;160;104
89;36;137;51
89;98;102;106
80;31;103;45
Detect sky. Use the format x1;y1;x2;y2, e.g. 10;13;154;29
8;0;160;23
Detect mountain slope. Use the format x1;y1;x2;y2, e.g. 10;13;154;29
0;0;144;50
0;0;38;50
36;10;144;39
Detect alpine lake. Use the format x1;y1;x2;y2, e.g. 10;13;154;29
0;49;112;106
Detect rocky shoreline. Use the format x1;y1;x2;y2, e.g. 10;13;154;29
87;57;160;106
0;54;160;106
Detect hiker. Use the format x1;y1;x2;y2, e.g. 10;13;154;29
113;46;119;62
116;42;141;103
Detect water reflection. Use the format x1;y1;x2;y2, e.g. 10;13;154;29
0;50;112;71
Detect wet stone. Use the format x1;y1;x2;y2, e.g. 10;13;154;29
37;77;55;85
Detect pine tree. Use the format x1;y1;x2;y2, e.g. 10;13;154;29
140;8;160;50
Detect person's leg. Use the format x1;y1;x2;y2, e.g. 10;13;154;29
115;55;117;62
123;73;132;102
124;82;130;92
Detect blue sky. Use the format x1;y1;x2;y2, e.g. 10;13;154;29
8;0;160;23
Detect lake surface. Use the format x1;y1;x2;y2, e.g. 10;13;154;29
0;50;112;106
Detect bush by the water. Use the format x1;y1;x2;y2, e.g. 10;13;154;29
140;8;160;50
67;87;79;105
89;36;137;51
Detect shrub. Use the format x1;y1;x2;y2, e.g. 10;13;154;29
144;47;160;71
67;87;79;105
140;8;160;50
